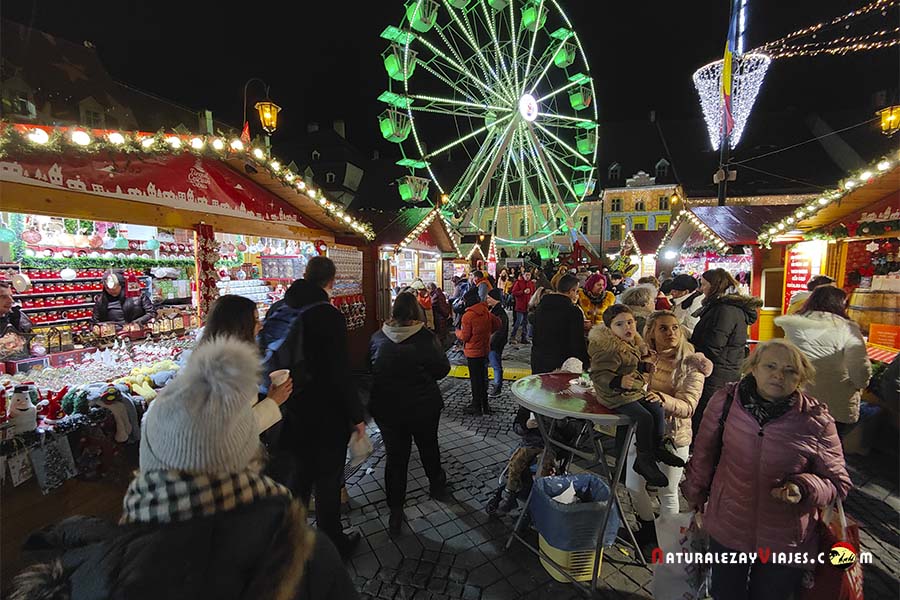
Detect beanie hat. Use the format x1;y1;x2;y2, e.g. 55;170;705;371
463;287;481;307
139;337;262;474
670;274;699;292
487;288;502;302
410;279;426;291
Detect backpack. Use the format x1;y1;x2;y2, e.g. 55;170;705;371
259;301;329;393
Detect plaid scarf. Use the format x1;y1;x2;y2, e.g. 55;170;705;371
121;470;292;525
738;375;797;426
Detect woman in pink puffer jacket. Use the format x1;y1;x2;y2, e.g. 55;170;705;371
682;339;851;600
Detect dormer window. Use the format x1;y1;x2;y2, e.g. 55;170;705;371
608;162;621;181
655;158;670;179
326;172;336;183
312;150;321;161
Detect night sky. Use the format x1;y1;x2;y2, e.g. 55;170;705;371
6;0;899;156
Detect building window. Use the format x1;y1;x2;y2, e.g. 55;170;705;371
655;158;670;179
312;150;321;161
580;216;589;234
487;219;493;233
325;172;336;183
609;222;624;241
634;199;646;212
608;162;621;181
610;198;623;212
657;216;670;231
82;108;105;129
519;219;526;237
658;196;669;211
633;222;646;231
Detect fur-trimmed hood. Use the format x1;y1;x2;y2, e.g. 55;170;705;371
705;293;763;324
588;323;646;355
684;351;714;377
8;498;356;600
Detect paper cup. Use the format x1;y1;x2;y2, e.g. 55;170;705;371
270;369;290;387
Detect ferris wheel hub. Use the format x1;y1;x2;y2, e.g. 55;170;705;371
518;94;538;122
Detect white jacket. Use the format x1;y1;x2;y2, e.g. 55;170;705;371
774;311;872;423
671;291;704;335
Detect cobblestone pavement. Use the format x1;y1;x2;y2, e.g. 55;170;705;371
340;346;900;599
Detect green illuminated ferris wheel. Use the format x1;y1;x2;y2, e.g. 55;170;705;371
378;0;599;244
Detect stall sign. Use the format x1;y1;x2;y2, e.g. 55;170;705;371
783;241;826;313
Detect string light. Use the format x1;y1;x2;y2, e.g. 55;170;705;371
4;123;376;240
757;151;898;246
693;53;771;150
654;209;730;257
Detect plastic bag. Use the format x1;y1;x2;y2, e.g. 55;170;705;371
651;512;712;600
348;429;374;468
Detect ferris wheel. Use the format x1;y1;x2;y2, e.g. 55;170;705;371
378;0;599;244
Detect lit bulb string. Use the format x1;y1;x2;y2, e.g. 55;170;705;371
754;0;897;51
764;36;900;58
757;150;900;247
4;124;376;239
654;209;729;258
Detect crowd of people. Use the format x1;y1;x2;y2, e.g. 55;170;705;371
9;253;886;600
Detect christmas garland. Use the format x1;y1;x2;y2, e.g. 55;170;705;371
19;257;196;270
805;218;899;241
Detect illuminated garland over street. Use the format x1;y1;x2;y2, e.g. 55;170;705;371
757;150;900;247
0;124;376;240
655;210;729;258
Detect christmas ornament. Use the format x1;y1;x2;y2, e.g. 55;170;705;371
866;241;879;253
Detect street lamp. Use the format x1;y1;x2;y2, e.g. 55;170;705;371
878;105;900;136
243;78;282;147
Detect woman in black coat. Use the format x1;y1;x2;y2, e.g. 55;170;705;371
689;268;762;435
369;293;451;534
530;274;589;374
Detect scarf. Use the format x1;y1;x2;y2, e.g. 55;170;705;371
584;289;609;306
417;294;433;310
738;375;797;426
121;469;292;525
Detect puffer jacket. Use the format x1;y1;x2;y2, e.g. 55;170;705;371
456;303;500;358
774;311;872;423
587;326;648;409
577;288;615;326
682;382;851;559
511;278;537;313
369;323;451;424
671;291;704;334
650;349;713;447
691;293;762;390
9;498;357;600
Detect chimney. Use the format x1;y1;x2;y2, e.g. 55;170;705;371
333;119;346;138
307;122;319;133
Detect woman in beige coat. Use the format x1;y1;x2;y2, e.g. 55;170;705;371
626;310;712;551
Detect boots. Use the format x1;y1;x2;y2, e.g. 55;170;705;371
482;402;494;415
488;383;502;398
463;404;482;416
633;452;668;488
430;470;451;502
389;510;405;535
655;438;686;467
495;488;518;515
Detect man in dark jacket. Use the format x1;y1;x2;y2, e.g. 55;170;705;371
486;288;509;397
91;271;156;326
0;281;32;334
272;257;365;559
531;274;589;374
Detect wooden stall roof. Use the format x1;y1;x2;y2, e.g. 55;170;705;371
796;164;900;232
691;205;799;245
375;207;457;254
623;229;667;255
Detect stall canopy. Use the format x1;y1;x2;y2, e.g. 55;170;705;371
658;204;800;256
374;206;460;255
622;229;667;256
0;124;376;242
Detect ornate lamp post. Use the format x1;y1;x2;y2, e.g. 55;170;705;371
242;78;282;150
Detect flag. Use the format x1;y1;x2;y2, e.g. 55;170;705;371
720;0;741;139
240;121;250;145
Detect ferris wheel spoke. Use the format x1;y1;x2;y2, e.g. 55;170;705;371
442;1;505;95
477;0;512;89
520;0;547;87
507;1;521;94
535;79;582;104
415;60;492;108
409;94;511;114
535;112;595;125
525;37;570;96
533;122;591;166
423;113;513;160
524;125;578;202
416;35;509;105
432;22;497;99
449;121;511;209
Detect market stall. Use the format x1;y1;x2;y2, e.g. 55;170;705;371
655;204;805;340
757;152;900;360
619;229;668;279
0;123;377;578
373;206;461;322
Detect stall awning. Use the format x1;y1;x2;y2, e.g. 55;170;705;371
0;124;375;240
375;207;460;256
658;204;798;256
622;229;667;256
758;153;899;246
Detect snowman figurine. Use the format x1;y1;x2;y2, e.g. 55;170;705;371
7;385;38;434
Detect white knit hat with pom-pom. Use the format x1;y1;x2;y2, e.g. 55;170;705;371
139;336;262;474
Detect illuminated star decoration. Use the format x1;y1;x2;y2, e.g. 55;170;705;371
865;241;880;253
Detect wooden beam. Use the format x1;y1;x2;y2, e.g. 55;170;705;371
0;181;335;241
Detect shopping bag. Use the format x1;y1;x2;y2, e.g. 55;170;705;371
651;512;712;600
348;429;374;468
800;498;864;600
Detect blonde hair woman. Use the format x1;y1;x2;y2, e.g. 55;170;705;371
683;339;851;600
626;311;712;554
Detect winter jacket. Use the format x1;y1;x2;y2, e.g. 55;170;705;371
475;279;493;302
279;280;363;454
369;323;450;424
550;268;568;291
92;291;156;325
511;278;537;313
456;303;500;358
690;294;762;390
0;306;33;334
10;498;357;600
649;349;713;447
587;326;648;409
489;303;509;354
671;291;704;335
774;312;872;424
531;293;589;374
430;289;451;334
786;290;811;314
513;406;544;448
417;295;436;330
577;288;615;326
682;382;851;559
654;295;672;311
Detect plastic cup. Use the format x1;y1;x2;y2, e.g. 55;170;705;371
270;369;290;387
